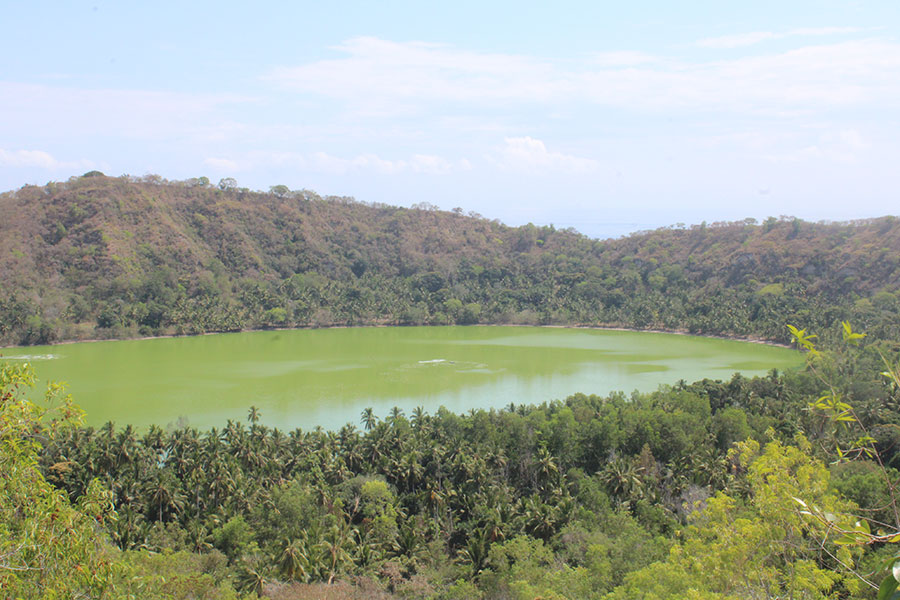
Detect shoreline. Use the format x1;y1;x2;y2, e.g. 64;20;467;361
0;322;792;351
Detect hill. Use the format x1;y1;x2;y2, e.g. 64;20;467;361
2;172;900;346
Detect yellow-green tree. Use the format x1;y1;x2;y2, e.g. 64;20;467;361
605;435;864;599
0;361;117;598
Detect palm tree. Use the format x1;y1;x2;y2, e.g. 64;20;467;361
601;456;645;504
522;495;558;540
458;527;489;577
278;538;309;582
247;405;261;424
393;519;426;562
143;470;185;523
422;480;446;522
411;406;427;429
397;450;424;493
235;555;271;596
389;406;405;423
337;423;357;446
483;508;506;543
533;446;559;492
143;424;166;453
360;407;377;431
353;530;381;569
112;506;144;550
185;519;212;553
322;524;353;584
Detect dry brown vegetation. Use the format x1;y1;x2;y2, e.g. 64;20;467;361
2;172;900;346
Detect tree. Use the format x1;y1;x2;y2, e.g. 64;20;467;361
218;177;238;191
0;361;117;598
278;537;309;581
606;436;863;599
144;470;186;522
361;407;377;431
269;184;290;197
787;322;900;597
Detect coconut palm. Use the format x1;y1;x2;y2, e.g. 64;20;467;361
389;405;405;423
600;456;646;504
278;537;310;582
360;407;377;431
458;527;489;577
411;406;427;430
235;555;271;596
143;470;185;522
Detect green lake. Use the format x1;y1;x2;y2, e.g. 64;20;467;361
0;326;802;431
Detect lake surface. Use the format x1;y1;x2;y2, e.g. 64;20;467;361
1;326;802;431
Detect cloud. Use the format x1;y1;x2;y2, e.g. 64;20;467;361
696;32;779;49
313;151;463;175
491;137;598;173
203;157;241;172
698;126;874;165
762;129;870;163
204;150;464;176
264;37;564;114
311;152;401;175
409;154;454;174
0;147;93;169
589;51;659;67
0;82;253;141
263;36;900;117
696;27;865;49
0;148;59;168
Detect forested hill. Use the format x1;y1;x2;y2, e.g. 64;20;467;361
2;173;900;346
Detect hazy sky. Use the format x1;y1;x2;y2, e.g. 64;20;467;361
2;1;899;239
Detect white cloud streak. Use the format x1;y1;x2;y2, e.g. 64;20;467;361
696;27;866;49
0;82;253;140
264;36;900;117
203;157;240;172
0;147;93;169
207;141;593;176
762;129;870;163
490;137;598;173
265;37;562;115
204;150;464;176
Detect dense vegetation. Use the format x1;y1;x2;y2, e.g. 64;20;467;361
4;333;900;598
4;173;900;597
2;173;900;347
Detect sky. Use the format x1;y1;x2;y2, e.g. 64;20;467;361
2;1;899;239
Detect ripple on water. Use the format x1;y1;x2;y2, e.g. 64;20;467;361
1;354;60;360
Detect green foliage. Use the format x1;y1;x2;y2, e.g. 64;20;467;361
785;323;900;595
31;358;870;598
212;516;255;562
10;169;900;597
482;535;596;599
710;406;752;450
263;306;288;326
114;549;242;599
8;317;900;597
757;282;784;296
0;362;117;598
606;436;859;599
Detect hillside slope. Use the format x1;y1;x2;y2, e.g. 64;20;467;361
2;173;899;345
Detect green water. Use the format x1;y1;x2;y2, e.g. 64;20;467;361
0;326;802;431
